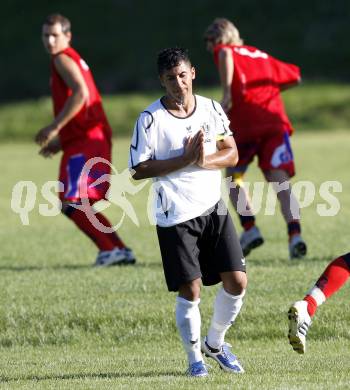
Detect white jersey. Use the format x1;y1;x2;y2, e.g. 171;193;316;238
128;95;232;227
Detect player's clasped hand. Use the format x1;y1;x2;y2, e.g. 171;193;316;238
183;130;204;165
196;129;206;168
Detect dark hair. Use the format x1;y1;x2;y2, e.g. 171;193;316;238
44;13;71;33
157;47;192;75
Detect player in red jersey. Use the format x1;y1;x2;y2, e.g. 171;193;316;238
204;18;307;260
288;252;350;353
35;13;135;266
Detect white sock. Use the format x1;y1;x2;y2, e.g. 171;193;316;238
307;286;326;306
206;288;245;350
175;296;202;365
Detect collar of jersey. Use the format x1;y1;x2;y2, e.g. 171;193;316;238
160;95;197;119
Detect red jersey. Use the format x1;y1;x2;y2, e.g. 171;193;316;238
50;47;112;148
213;44;300;142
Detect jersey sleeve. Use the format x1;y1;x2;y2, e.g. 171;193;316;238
271;57;301;87
128;111;154;169
211;100;232;141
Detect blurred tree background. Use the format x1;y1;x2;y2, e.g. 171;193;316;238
1;0;349;101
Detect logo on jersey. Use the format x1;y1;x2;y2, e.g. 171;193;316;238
234;47;268;59
202;123;209;133
80;59;90;71
186;125;192;134
201;122;211;143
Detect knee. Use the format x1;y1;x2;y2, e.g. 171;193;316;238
178;279;201;301
264;169;290;184
61;202;76;216
222;271;247;296
236;274;248;294
61;200;88;216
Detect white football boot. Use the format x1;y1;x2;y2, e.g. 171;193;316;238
123;247;136;265
201;337;244;373
94;247;127;267
186;361;209;377
288;300;312;354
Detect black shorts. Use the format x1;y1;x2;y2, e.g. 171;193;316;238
156;200;245;292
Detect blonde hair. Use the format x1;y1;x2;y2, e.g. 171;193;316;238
204;18;243;46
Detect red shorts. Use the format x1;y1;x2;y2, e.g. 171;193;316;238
59;139;111;202
229;131;295;177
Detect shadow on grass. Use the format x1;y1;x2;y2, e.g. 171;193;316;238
0;264;92;272
0;370;183;383
131;261;161;269
0;262;162;272
248;255;329;267
290;255;331;264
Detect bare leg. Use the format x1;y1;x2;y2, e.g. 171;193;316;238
178;278;202;301
228;171;255;220
227;170;264;256
264;169;306;258
263;169;299;223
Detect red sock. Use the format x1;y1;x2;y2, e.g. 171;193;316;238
315;256;350;298
64;206;123;251
94;212;126;249
303;295;317;317
304;254;350;316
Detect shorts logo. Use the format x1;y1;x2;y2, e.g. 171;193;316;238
241;258;246;266
271;143;292;167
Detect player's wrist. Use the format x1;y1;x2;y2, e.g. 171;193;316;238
51;121;61;130
49;123;61;136
181;152;193;166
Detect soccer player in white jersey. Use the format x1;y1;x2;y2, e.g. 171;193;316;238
128;48;247;377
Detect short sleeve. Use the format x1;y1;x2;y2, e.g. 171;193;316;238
211;100;232;141
128;111;154;169
271;57;301;86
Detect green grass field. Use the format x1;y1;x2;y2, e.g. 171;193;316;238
0;128;350;389
1;83;350;141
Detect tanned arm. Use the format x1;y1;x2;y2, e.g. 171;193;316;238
197;134;239;170
218;47;234;113
132;131;204;180
35;54;89;149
